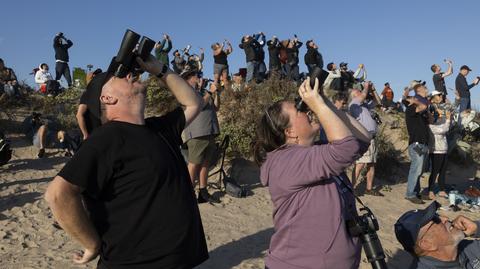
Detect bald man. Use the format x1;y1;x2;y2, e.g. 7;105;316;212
45;55;208;268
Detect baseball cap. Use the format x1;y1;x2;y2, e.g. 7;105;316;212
430;90;444;97
339;62;348;68
409;80;426;89
394;201;441;253
460;65;472;71
84;72;112;119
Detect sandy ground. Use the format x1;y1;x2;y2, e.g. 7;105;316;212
1;116;480;269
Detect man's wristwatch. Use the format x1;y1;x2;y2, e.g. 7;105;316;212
156;64;169;79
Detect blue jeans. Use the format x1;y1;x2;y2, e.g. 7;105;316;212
459;97;471;113
406;143;428;198
246;61;258;83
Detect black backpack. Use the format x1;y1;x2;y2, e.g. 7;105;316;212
0;131;12;166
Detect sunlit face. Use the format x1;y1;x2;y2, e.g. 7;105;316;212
104;73;146;100
416;85;429;96
460;69;470;76
334;99;348;111
431;94;442;104
417;215;465;251
282;102;320;143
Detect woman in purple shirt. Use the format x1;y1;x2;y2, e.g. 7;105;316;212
254;78;371;269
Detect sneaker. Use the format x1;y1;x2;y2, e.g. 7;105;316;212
37;148;45;158
450;204;461;212
405;196;425;204
198;188;220;204
420;193;432;201
364;189;384;197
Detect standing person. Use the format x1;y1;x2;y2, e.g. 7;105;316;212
45;55;208;268
349;82;384;196
212;40;232;89
284;36;303;81
304;40;323;73
427;91;451;200
255;77;371;269
403;82;430;204
323;62;342;99
380;82;395;109
53;32;73;87
254;32;267;81
239;35;260;84
154;34;172;67
431;59;453;100
267;36;282;76
182;71;221;203
171;49;187;74
76;70;103;140
455;65;480;113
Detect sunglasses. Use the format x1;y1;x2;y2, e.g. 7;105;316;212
418;214;442;241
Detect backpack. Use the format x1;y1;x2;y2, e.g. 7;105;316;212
223;176;247;198
0;131;12;166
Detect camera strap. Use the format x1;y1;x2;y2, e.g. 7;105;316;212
332;175;369;215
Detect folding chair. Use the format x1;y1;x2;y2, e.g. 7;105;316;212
208;135;230;190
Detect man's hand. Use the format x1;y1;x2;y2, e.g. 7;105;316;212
453;215;478;236
73;247;100;265
473;77;480;85
136;55;165;76
359;64;364;69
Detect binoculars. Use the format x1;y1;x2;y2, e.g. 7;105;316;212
107;29;156;78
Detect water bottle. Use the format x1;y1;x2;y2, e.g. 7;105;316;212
449;190;458;205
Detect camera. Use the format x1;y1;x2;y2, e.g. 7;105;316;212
107;29;156;78
347;207;387;269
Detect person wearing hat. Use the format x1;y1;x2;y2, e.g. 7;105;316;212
154;33;172;67
431;59;453;101
45;55;209;268
239;34;260;84
455;65;480;113
349;81;384;197
182;70;221;204
403;82;430;204
427;90;452;200
395;201;480;269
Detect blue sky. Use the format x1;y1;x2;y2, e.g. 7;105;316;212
1;0;480;105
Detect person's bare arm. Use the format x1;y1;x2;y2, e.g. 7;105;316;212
45;176;100;264
299;78;352;141
442;59;453;78
76;104;89;140
136;55;201;126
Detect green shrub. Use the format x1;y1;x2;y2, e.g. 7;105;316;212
218;79;298;158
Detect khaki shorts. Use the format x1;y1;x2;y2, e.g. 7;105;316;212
356;139;377;164
187;136;217;165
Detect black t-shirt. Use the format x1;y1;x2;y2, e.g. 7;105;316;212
405;105;429;145
58;108;208;269
214;50;228;65
432;73;447;95
79;90;102;134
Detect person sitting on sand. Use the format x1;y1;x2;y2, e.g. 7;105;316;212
254;77;371;269
395;201;480;269
22;112;71;158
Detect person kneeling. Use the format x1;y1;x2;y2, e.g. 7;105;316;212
23;112;69;158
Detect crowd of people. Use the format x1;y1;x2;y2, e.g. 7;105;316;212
2;30;480;269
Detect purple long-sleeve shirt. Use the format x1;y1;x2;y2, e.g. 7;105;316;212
261;136;368;269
